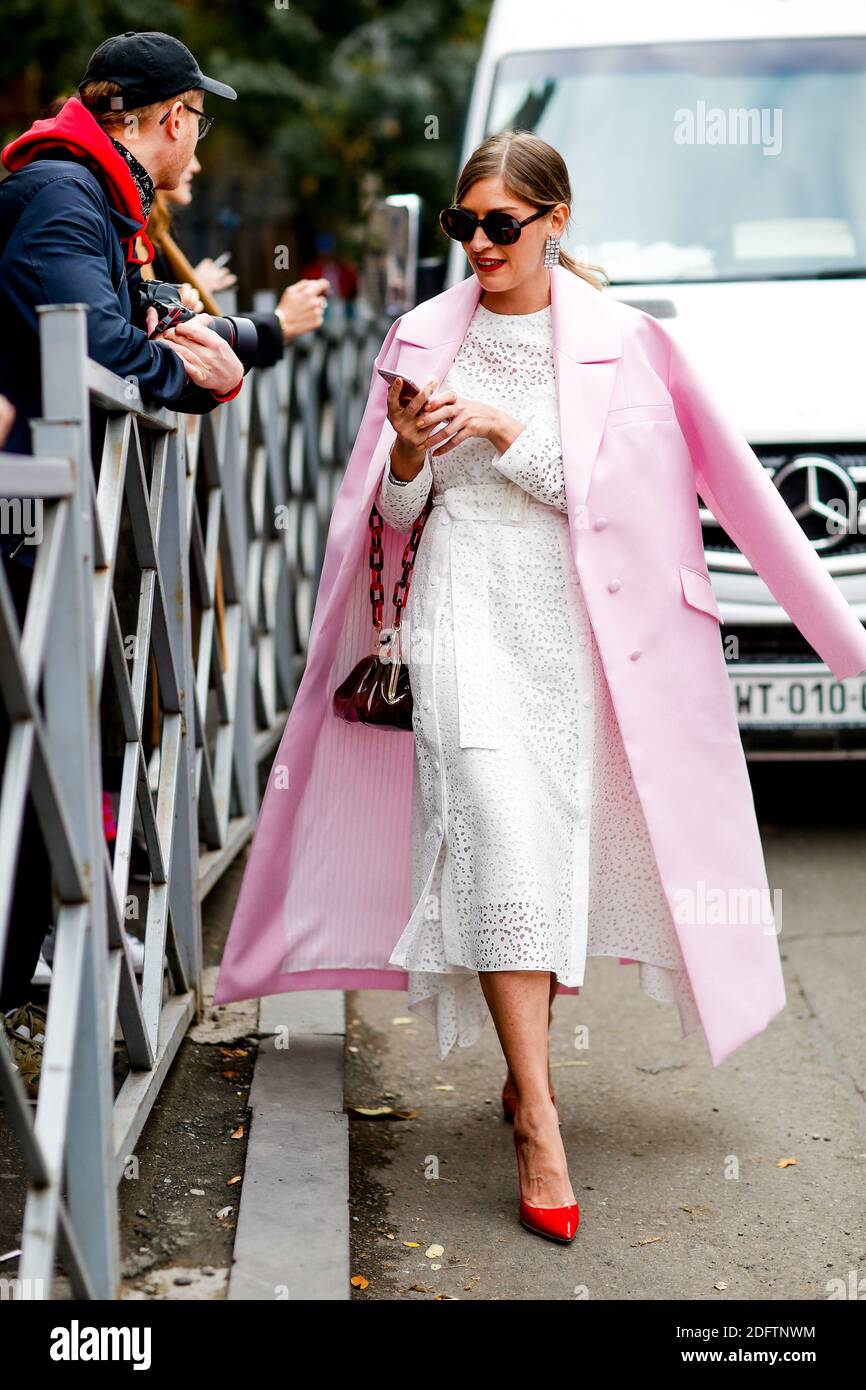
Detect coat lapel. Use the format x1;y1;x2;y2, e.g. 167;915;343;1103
550;266;622;523
387;265;623;524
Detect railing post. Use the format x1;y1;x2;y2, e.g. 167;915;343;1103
29;304;118;1297
156;422;204;996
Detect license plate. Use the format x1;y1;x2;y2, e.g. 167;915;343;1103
730;666;866;727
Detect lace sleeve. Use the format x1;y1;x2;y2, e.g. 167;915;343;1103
375;450;434;532
489;415;568;513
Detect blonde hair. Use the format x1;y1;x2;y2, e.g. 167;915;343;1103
453;130;609;289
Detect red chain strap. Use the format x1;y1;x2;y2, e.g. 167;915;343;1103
368;491;434;633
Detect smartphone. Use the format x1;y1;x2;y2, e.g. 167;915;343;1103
378;368;420;406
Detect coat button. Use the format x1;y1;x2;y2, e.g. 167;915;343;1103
582;694;592;708
431;574;440;585
629;648;642;660
440;513;450;526
607;578;621;592
593;516;609;531
423;698;432;710
433;819;442;835
434;759;440;771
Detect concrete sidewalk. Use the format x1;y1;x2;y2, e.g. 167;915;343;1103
227;991;349;1301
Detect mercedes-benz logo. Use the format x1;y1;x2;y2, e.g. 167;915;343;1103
771;454;858;552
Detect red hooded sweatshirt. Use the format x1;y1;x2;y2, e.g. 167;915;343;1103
2;97;155;265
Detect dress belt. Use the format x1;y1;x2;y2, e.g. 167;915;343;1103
430;479;531;525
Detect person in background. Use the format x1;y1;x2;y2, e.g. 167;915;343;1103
301;230;359;303
142;154;330;362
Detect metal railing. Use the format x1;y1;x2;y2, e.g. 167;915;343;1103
0;297;386;1298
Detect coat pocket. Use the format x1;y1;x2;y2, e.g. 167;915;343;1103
607;402;675;428
680;563;722;622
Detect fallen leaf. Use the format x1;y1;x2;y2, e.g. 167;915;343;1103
435;1293;459;1299
631;1235;664;1247
408;1284;430;1293
403;1241;421;1248
425;1243;445;1259
434;1084;454;1092
230;1126;244;1139
777;1157;797;1168
392;1016;414;1025
221;1071;238;1080
713;1280;727;1291
351;1274;369;1290
345;1105;417;1121
216;1206;233;1220
430;1263;442;1271
226;1175;242;1186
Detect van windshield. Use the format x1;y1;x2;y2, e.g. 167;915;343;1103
487;38;866;283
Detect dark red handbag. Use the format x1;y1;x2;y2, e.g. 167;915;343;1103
332;486;434;730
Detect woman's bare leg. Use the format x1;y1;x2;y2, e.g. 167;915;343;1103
478;970;575;1207
502;972;558;1102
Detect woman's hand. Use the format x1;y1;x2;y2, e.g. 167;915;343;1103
0;393;15;449
386;377;457;472
194;256;238;295
429;397;524;457
177;282;204;313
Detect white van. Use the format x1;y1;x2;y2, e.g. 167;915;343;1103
442;0;866;760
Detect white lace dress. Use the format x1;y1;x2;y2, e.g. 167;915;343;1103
375;300;702;1060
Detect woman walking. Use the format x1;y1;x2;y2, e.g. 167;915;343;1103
215;131;866;1245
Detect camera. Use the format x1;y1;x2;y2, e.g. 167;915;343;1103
139;280;260;370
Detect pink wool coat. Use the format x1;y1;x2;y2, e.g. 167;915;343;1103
214;265;866;1066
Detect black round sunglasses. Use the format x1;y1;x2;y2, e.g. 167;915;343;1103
439;204;554;246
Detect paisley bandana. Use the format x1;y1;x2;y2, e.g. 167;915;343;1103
108;135;155;219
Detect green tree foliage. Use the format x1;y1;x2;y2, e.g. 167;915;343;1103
1;0;491;266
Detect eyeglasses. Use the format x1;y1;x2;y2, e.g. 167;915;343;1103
159;101;214;140
438;204;554;246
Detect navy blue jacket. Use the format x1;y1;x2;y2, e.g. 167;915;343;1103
0;157;223;456
0;102;225;456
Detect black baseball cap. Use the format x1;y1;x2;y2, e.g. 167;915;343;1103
79;31;237;111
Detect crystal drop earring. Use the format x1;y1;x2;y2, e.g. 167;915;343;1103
543;235;561;268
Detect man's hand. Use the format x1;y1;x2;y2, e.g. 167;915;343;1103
148;311;244;396
275;279;329;342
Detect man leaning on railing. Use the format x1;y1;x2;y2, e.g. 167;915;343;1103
0;31;247;1082
0;30;245;460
